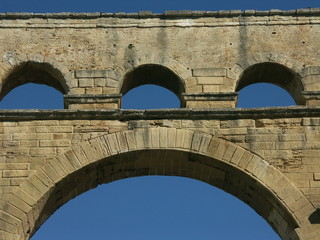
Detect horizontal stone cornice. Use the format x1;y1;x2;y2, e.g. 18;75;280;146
1;8;320;19
1;106;320;121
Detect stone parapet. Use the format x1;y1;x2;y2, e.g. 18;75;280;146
1;8;320;19
1;107;320;121
183;92;238;108
64;94;121;109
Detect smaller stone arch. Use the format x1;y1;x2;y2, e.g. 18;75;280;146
120;64;187;107
230;53;306;105
236;62;304;105
0;53;70;100
123;55;192;80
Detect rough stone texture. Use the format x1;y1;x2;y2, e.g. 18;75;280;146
1;9;320;240
1;9;320;108
0;110;319;240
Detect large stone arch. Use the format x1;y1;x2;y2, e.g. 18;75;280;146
0;127;317;240
0;53;71;100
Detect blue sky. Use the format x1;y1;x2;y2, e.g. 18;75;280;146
0;0;317;239
1;0;319;13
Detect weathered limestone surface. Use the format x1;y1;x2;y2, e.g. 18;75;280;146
1;9;320;107
1;9;320;240
0;109;320;240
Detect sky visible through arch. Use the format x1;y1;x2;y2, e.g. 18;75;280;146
0;0;318;239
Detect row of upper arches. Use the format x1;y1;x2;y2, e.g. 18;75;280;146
0;58;308;109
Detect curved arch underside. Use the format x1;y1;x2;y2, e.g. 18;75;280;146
236;62;305;105
34;150;297;239
0;128;316;240
0;61;67;101
120;64;186;107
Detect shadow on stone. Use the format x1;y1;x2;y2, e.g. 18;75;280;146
309;209;320;224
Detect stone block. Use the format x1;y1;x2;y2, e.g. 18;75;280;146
68;103;119;110
198;134;212;153
191;132;202;151
102;87;117;94
2;170;33;178
20;180;42;200
4;126;35;133
47;160;67;179
314;173;320;181
186;101;235;108
13;133;51;140
124;131;136;150
159;128;168;149
306;99;320;106
85;87;103;95
80;141;99;163
133;129;145;149
237;151;254;169
193;68;227;77
230;147;245;165
222;143;237;162
245;134;278;142
61;151;81;171
39;140;70;147
69;88;86;95
310;181;320;188
175;129;185;149
142;128;154;149
69;145;89;166
148;128;159;148
104;133;120;155
2;141;19;148
29;147;56;157
214;141;229;160
138;11;153;16
75;70;108;78
94;78;107;87
0;163;29;170
106;79;118;87
293;203;315;222
182;130;194;150
197;76;224;85
167;128;176;148
202;85;220;92
0;231;19;240
78;78;94;87
27;175;48;194
246;156;268;178
34;170;54;188
221;119;255;128
0;134;12;141
0;179;10;186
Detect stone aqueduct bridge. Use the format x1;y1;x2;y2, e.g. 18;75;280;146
2;8;320;240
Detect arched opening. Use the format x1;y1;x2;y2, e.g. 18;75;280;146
24;147;298;240
236;62;304;105
121;64;185;108
237;83;296;108
122;84;180;109
0;83;64;109
0;61;67;101
31;176;280;240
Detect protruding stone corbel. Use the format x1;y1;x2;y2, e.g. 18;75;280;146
182;92;238;108
302;91;320;106
64;94;121;109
